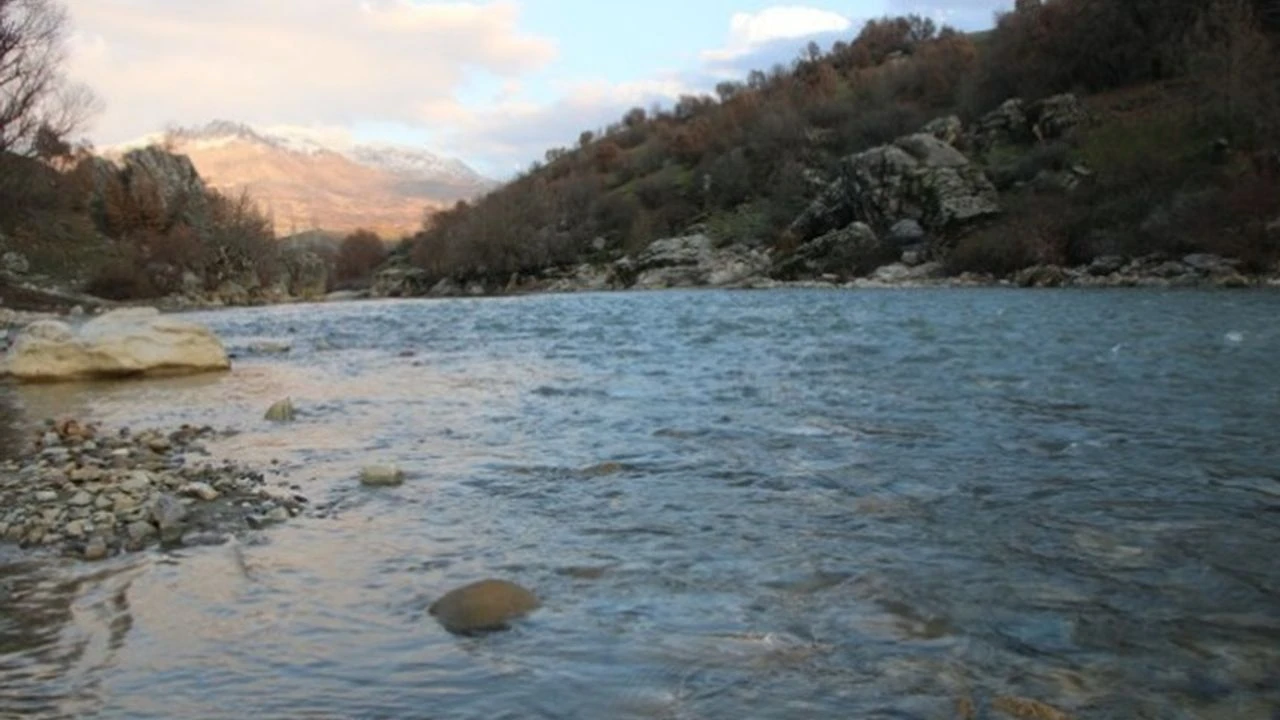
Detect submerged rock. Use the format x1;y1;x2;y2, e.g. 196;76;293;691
264;398;297;423
359;465;405;487
429;579;540;635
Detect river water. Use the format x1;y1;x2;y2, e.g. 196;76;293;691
1;289;1279;719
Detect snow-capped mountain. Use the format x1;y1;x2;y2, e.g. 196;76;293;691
104;121;494;236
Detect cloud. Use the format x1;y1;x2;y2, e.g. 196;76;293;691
63;0;556;146
702;6;854;63
438;77;692;173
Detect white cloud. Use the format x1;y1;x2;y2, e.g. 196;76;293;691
438;77;692;174
63;0;556;147
702;6;854;62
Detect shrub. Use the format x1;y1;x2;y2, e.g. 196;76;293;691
334;229;387;286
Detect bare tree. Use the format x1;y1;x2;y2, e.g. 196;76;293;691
0;0;101;157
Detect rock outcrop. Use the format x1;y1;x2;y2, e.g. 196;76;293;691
4;307;230;382
789;133;1000;243
371;267;432;298
626;234;770;289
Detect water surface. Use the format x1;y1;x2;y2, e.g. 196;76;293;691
2;289;1279;719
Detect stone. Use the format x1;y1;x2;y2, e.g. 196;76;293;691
372;267;431;298
83;537;109;561
34;490;58;503
428;579;540;635
70;467;105;483
920;115;963;145
1028;93;1087;140
888;219;926;246
266;506;290;522
283;249;329;300
6;307;230;382
63;520;86;538
148;436;172;453
2;251;30;275
150;494;188;539
1182;253;1237;275
789;135;998;244
1015;265;1068;288
126;521;156;543
359;465;405;487
120;472;154;494
248;340;292;355
180;482;220;501
264;398;297;423
1088;256;1125;276
773;223;888;279
68;491;94;507
627;234;769;290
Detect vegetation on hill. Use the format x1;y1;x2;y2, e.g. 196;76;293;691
405;0;1280;285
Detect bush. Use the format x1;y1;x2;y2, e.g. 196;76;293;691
946;195;1074;276
334;229;387;287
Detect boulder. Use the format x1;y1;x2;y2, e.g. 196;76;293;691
1028;93;1087;140
921;115;963;146
284;250;329;300
888;219;926;246
1182;253;1239;276
773;222;890;279
2;251;29;276
117;147;210;227
628;234;769;289
1015;265;1068;288
1088;256;1126;276
5;308;230;382
359;465;405;487
972;98;1029;150
372;267;431;298
429;579;540;635
264;398;297;423
789;134;999;242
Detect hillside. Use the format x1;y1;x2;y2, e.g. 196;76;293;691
393;0;1280;295
106;122;494;238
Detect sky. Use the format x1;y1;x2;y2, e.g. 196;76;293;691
63;1;1010;178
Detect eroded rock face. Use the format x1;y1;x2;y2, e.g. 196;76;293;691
428;579;540;635
789;134;999;243
626;234;770;290
6;307;230;382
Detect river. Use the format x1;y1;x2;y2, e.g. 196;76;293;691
1;289;1278;719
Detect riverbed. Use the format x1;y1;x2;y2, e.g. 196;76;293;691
2;288;1278;719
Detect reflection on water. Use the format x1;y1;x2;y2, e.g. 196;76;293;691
0;290;1278;719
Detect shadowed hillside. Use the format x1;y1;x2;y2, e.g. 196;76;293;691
394;0;1279;293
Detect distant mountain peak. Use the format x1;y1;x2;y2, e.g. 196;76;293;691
103;120;496;237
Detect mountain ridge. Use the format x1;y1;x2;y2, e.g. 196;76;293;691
102;120;495;237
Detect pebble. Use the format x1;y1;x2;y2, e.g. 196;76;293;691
83;538;108;561
180;482;220;501
0;420;309;560
68;491;94;507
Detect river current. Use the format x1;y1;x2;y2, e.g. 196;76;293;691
1;289;1278;719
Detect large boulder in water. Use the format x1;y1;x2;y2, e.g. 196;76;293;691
429;579;540;635
4;307;230;382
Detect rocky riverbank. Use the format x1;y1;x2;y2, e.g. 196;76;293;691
0;419;308;561
370;237;1280;299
